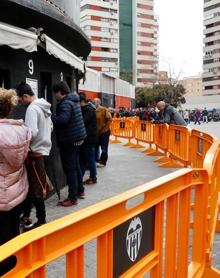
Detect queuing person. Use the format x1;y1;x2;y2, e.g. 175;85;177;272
52;82;86;207
156;101;187;126
0;89;31;247
17;82;53;230
79;93;98;185
183;110;190;124
94;98;112;167
108;107;115;118
149;107;158;121
202;108;209;123
194;108;201;125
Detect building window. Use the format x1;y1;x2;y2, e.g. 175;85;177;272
111;38;118;43
101;27;109;32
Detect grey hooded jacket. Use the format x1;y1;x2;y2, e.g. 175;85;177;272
25;98;53;155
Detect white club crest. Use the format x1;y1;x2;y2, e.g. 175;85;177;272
126;217;142;262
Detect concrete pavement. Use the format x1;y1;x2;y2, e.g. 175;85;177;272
189;121;220;139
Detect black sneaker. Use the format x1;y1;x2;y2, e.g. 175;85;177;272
20;216;33;229
24;221;46;232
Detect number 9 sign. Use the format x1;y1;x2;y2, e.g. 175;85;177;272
28;59;34;75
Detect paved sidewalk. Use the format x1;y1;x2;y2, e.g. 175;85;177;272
32;142;220;277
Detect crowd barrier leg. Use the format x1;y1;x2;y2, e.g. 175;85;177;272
154;156;172;164
123;139;135;147
130;139;145;149
141;143;155;154
147;147;165;157
159;159;186;169
111;136;121;144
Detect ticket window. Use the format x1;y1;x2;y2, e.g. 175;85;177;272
66;76;72;92
40;72;52;104
0;70;10;89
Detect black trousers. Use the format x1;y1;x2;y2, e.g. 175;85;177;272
0;204;22;245
59;145;84;201
23;155;47;223
95;130;110;165
22;197;46;223
0;204;22;276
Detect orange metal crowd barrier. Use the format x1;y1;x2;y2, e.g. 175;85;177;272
133;121;155;151
190;129;217;168
202;141;220;277
0;169;209;278
111;118;134;146
110;118;220;256
149;124;169;163
128;116;139;124
158;125;190;168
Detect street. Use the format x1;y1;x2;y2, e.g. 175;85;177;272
189;121;220;139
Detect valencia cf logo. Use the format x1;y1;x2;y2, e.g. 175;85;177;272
126;217;143;262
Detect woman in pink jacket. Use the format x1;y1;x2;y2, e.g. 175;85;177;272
0;88;31;246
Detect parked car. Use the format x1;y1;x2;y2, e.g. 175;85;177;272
213;112;220;122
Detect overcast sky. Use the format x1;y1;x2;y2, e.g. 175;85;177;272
155;0;203;78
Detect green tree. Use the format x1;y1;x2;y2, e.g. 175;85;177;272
135;84;186;108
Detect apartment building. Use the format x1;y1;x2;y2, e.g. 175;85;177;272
203;0;220;95
80;0;119;77
179;75;203;97
158;71;169;85
120;0;158;87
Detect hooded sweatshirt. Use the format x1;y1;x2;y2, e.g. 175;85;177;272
25;98;53;155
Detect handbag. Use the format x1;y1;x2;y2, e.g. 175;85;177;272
28;151;54;198
32;161;54;198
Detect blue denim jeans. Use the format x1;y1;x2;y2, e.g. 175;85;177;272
96;130;110;165
80;144;97;181
60;145;84;201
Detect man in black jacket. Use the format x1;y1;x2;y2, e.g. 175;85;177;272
202;108;209;123
79;93;98;185
52;81;86;207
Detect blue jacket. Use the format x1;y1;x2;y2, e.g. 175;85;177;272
52;93;86;146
